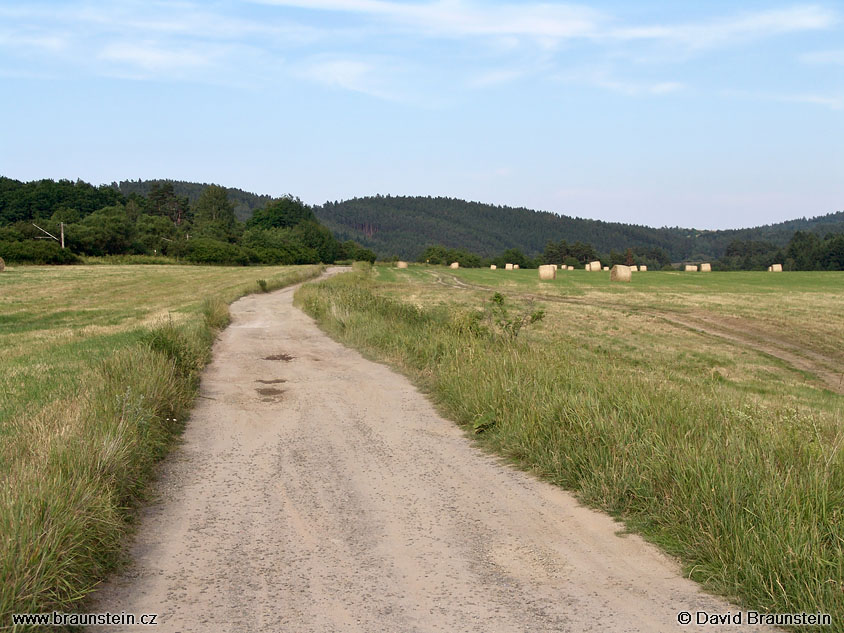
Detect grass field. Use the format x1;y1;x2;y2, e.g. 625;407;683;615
296;264;844;627
0;264;321;623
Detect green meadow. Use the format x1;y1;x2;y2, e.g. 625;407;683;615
0;264;321;621
296;264;844;626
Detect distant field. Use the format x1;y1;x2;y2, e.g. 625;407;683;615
296;265;844;625
0;264;321;621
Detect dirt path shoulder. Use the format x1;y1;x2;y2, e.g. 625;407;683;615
89;271;773;632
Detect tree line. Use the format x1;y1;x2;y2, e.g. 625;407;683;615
418;234;843;271
717;233;844;271
0;178;375;265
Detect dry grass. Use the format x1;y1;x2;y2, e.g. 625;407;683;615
297;265;844;627
0;264;322;621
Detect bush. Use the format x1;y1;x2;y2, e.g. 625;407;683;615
183;238;250;265
0;241;80;264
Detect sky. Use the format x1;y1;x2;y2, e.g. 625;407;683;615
0;1;842;229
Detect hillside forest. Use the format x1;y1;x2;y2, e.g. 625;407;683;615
0;177;841;270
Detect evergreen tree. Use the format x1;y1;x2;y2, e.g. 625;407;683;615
192;185;238;241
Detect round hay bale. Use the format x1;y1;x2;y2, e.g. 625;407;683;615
490;264;497;270
538;264;556;280
630;265;638;272
684;264;698;272
513;264;520;269
568;265;574;270
450;262;460;269
700;263;711;272
588;260;601;271
396;261;408;269
0;256;5;272
610;264;632;282
639;265;647;271
505;263;514;270
602;266;609;271
770;263;783;272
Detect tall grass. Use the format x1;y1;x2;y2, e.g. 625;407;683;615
0;265;322;625
295;267;844;626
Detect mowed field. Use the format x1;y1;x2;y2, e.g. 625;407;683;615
296;265;844;625
0;264;321;620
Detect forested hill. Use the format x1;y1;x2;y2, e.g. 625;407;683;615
114;180;271;222
313;195;844;260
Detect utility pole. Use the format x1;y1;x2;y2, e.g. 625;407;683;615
60;222;65;249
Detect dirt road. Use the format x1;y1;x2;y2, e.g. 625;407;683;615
91;271;771;632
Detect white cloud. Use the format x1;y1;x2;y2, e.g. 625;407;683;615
0;30;67;52
250;1;836;49
99;42;213;72
800;49;844;65
724;88;843;110
469;68;525;87
778;93;843;109
250;0;605;41
556;67;684;96
1;0;839;105
611;5;837;49
295;56;401;99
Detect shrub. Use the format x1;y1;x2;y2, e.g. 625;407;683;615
0;241;80;264
183;238;249;265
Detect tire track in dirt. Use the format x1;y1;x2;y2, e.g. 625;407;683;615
89;269;776;632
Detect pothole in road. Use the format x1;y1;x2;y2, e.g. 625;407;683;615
256;378;287;384
255;387;284;397
263;353;295;361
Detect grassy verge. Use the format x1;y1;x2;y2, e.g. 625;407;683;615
78;254;181;265
295;265;844;627
0;264;322;624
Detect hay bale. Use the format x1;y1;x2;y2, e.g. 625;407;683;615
602;266;609;271
630;265;638;272
514;264;520;269
505;263;514;270
586;260;600;271
767;266;772;271
450;262;459;269
490;264;497;270
0;256;4;272
770;263;783;272
700;262;711;272
639;265;647;272
396;261;408;269
568;265;574;270
684;264;698;272
610;265;632;282
538;264;556;280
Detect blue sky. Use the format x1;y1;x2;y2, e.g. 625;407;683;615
0;1;842;229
